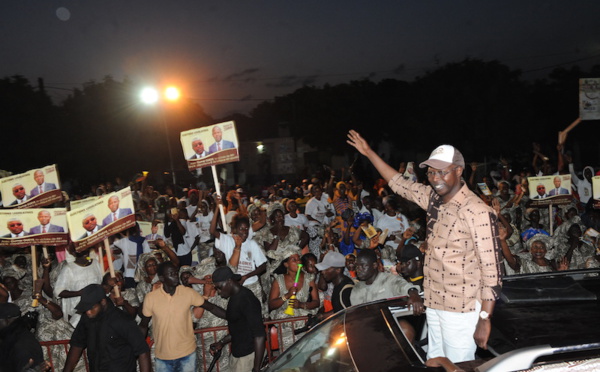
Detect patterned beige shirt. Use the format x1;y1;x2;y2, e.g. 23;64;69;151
389;174;502;312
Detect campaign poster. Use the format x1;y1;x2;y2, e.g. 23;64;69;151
138;220;165;249
67;187;135;252
593;176;600;209
0;208;69;247
180;121;240;171
528;175;572;207
0;165;62;208
580;78;600;120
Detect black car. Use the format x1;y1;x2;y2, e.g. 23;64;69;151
263;268;600;372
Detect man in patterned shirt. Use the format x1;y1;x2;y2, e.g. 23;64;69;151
347;130;502;363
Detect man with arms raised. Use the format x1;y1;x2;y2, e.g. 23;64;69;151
347;130;502;363
141;261;224;372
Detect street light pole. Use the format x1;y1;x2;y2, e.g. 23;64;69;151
140;86;180;185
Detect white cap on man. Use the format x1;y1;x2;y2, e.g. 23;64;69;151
419;144;465;169
316;252;346;271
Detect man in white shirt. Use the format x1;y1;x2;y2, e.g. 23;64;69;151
305;185;335;225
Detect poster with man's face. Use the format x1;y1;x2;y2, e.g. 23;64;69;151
0;208;69;247
0;165;62;208
180;121;240;171
67;187;135;252
138;221;165;248
528;175;572;207
593;176;600;206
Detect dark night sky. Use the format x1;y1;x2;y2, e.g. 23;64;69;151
2;1;600;118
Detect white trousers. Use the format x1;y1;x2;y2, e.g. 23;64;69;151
426;301;481;363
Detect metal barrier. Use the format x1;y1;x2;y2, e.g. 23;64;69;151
41;315;309;372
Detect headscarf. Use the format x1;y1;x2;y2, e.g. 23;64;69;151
134;252;160;282
266;245;302;275
526;233;555;259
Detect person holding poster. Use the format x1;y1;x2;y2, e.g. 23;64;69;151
55;246;103;327
548;176;570;196
2;218;29;238
29;169;57;198
79;214;102;240
188;138;208;159
102;195;133;227
9;184;28;205
29;210;65;234
208;125;235;154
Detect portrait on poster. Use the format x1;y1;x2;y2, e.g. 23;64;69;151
67;187;135;251
528;175;572;206
180;121;240;171
138;220;165;248
0;165;62;208
0;208;69;247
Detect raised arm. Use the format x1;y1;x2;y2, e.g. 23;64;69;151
347;130;398;183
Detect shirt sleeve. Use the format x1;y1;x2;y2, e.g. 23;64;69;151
388;173;432;211
189;287;205;307
464;205;503;302
244;294;266;339
392;275;419;297
249;240;267;266
142;291;154;318
142;240;151;253
216;233;234;260
69;321;88;348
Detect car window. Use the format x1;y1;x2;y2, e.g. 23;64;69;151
266;313;357;372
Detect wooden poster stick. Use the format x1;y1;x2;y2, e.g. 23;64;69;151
211;165;229;233
31;245;39;307
103;239;120;298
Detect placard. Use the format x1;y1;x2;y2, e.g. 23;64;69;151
528;175;572;207
0;208;69;247
181;121;240;171
1;165;62;208
580;78;600;120
67;187;135;251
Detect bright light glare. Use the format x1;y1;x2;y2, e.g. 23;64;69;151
140;87;159;104
164;86;180;101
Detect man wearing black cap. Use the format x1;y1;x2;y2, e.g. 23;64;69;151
348;130;502;363
397;244;424;290
210;266;265;372
0;303;46;372
63;284;151;372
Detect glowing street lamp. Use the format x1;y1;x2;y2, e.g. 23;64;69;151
139;85;182;184
140;87;159;104
164;86;180;101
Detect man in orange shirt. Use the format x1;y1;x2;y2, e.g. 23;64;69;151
141;261;225;372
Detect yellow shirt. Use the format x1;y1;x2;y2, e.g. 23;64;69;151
143;285;204;359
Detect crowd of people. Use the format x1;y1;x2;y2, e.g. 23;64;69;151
1;132;599;372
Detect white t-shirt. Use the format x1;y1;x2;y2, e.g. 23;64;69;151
196;212;214;242
375;212;409;250
216;233;267;286
305;196;334;225
181;220;200;256
285;213;309;230
112;237;151;278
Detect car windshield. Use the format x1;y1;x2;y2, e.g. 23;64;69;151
266;312;357;372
